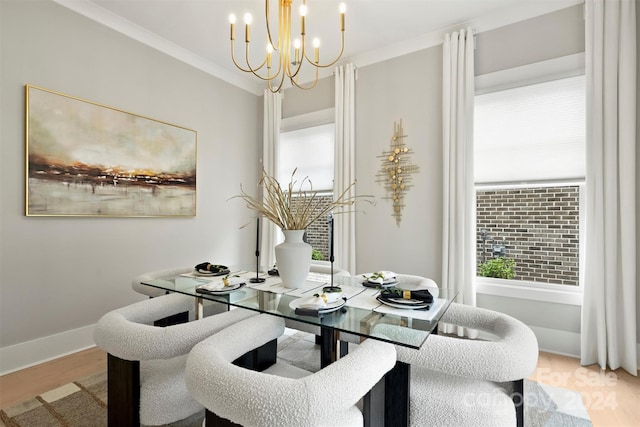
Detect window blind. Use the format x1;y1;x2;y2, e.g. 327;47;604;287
474;75;585;184
279;123;335;191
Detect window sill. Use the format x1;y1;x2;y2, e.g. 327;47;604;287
475;277;583;306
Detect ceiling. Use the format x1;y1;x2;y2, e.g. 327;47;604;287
55;0;582;94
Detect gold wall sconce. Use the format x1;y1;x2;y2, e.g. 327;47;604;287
376;119;418;225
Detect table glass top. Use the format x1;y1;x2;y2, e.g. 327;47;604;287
142;268;455;349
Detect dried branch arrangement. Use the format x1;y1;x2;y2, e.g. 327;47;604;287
234;168;373;230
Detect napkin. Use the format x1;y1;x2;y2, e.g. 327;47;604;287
199;280;226;291
379;288;433;304
294;296;327;317
366;271;397;284
196;277;244;293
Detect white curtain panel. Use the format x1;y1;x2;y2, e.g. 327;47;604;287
261;89;282;270
582;0;637;375
441;28;477;324
334;64;357;274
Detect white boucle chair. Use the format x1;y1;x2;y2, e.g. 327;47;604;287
131;266;192;298
309;260;351;278
374;303;539;427
93;293;258;427
186;314;397;427
131;266;228;321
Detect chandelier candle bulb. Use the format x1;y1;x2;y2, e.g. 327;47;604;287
294;38;301;64
340;3;346;31
229;14;236;40
313;38;319;63
244;13;252;42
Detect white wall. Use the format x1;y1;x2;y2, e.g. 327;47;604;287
354;47;444;279
282;5;634;357
0;0;262;372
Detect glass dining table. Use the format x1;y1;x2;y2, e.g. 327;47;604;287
142;268;455;427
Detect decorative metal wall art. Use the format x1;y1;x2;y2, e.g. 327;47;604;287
376;119;418;225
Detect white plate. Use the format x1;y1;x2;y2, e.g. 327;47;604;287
197;278;245;294
376;296;430;310
194;269;229;277
362;272;398;287
289;297;346;313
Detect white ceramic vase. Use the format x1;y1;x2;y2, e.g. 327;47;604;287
275;230;312;288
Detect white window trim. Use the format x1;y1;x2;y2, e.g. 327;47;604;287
475;52;585;94
474;54;586;305
476;277;583;305
281;108;334;132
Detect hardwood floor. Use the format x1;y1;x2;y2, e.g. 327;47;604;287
0;347;638;426
0;347;106;409
530;351;640;427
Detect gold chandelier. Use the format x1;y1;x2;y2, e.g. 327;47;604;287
229;0;345;93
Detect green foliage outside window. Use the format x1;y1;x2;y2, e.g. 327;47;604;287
311;248;324;261
478;257;516;279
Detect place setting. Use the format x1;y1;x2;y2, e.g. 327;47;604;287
376;287;434;310
361;270;398;288
195;275;246;295
290;288;347;317
191;262;230;277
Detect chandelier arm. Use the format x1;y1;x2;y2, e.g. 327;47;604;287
267;66;287;93
289;66;320;90
230;40;255;73
264;0;277;51
270;50;284;80
243;43;278;81
302;33;345;68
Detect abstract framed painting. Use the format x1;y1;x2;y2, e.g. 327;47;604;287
25;85;197;217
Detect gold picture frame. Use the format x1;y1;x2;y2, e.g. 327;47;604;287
25;85;197;217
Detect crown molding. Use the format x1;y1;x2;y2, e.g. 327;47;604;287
51;0;264;95
52;0;583;96
345;0;584;71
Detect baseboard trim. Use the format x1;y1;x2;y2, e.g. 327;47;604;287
0;324;96;375
529;325;581;358
530;326;640;370
2;323;638;375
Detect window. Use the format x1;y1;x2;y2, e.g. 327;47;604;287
279;123;334;191
474;72;585;292
279;110;335;260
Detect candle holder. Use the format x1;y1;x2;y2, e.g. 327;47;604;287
249;217;265;283
324;214;341;292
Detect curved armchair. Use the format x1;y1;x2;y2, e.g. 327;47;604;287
131;266;192;298
309;260;351;277
394;274;438;290
374;303;538;427
94;293;257;426
186;314;396;427
132;266;229;320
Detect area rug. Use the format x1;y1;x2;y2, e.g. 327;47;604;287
0;331;592;427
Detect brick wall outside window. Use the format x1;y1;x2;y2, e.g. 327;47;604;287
476;186;580;286
290;193;333;260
